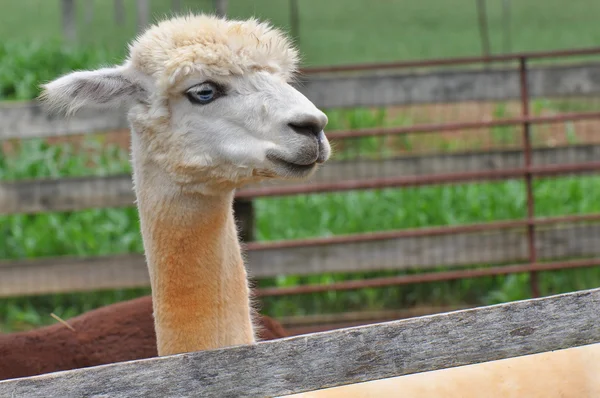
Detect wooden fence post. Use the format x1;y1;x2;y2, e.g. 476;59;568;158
85;0;95;24
233;199;255;243
136;0;150;33
114;0;125;26
476;0;491;58
502;0;512;54
290;0;300;44
61;0;77;44
214;0;228;17
171;0;182;13
1;288;599;397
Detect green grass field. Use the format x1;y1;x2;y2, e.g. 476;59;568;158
1;0;600;332
1;0;599;65
3;0;600;101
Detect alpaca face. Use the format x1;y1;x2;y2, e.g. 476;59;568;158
40;14;330;193
137;69;330;189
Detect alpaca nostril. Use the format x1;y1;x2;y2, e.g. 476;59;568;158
288;116;326;137
288;121;321;137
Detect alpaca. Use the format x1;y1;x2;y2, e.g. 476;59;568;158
287;343;600;398
36;13;600;397
0;296;287;381
40;14;330;357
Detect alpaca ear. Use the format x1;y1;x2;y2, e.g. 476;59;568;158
39;65;147;114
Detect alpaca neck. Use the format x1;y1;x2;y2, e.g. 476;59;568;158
132;159;255;356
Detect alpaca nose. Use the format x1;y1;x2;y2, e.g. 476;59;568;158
288;113;328;137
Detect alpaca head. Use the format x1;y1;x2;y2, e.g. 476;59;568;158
41;14;330;194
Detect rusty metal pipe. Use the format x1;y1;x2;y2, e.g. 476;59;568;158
518;57;540;297
245;213;600;251
301;47;600;74
326;112;600;140
237;161;600;199
255;258;600;297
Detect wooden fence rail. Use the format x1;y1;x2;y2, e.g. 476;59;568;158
1;63;599;298
2;145;600;297
3;144;599;215
1;220;598;297
1;62;599;140
1;288;598;397
300;62;600;109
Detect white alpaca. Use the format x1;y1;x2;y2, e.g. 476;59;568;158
41;13;330;356
39;13;600;398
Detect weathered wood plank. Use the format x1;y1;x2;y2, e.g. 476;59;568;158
234;198;255;242
0;254;149;297
1;288;598;397
247;223;600;276
0;174;134;214
85;0;95;24
314;143;600;182
2;63;599;140
0;101;127;140
136;0;150;33
283;305;469;336
3;144;598;215
1;222;598;297
280;306;467;328
114;0;125;25
290;0;300;42
214;0;227;16
296;62;600;109
61;0;76;43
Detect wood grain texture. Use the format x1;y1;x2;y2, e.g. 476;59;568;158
279;306;469;327
2;63;599;140
3;145;598;215
1;288;599;397
0;254;149;297
246;223;600;276
214;0;228;16
296;62;600;108
113;0;125;25
61;0;76;43
0;174;134;214
136;0;150;33
1;222;598;297
0;101;127;140
281;306;470;335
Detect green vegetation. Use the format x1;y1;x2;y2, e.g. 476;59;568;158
0;41;115;101
1;0;600;332
3;0;600;101
2;108;600;331
1;0;600;66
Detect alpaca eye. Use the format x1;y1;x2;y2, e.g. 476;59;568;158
186;82;221;105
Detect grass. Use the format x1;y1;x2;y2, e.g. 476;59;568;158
0;41;114;101
1;0;600;66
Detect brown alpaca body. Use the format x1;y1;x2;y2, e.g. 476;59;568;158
0;296;287;381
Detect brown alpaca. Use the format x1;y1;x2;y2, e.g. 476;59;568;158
0;296;287;381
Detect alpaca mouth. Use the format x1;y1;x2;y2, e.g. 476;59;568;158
266;153;318;177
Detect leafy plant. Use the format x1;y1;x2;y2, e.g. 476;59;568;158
0;40;116;101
